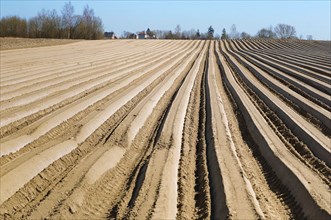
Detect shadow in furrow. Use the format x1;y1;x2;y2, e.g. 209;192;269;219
222;42;331;183
126;86;178;210
215;42;306;219
106;81;182;220
230;105;306;220
106;50;197;219
194;44;211;218
201;42;229;220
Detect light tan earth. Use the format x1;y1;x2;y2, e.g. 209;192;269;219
0;37;80;51
0;39;330;219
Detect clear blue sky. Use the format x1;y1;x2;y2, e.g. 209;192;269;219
1;0;330;40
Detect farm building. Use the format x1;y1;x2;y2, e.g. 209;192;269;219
138;31;148;39
104;32;116;39
137;31;156;39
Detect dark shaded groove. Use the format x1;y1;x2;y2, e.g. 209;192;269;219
229;42;331;112
194;42;211;219
228;42;331;137
126;77;181;210
106;43;202;220
221;43;331;183
214;42;305;219
235;43;331;95
202;41;229;220
235;109;306;220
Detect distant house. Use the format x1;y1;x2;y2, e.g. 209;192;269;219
137;31;156;39
104;32;116;39
138;31;148;39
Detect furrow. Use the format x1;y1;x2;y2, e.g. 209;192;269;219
218;40;330;219
225;40;331;166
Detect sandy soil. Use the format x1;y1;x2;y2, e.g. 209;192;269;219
0;39;330;219
0;37;81;51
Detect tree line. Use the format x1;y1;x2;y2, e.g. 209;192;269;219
221;24;310;40
0;2;104;40
1;3;313;41
121;25;215;40
122;23;312;40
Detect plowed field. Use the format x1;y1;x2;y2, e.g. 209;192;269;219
0;39;330;219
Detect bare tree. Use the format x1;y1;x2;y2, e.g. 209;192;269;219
61;1;74;39
256;26;276;39
35;9;61;38
240;32;251;39
122;31;131;38
307;35;313;40
0;16;27;37
174;24;181;39
76;5;103;40
64;4;103;40
154;29;167;39
28;16;40;38
0;1;103;40
165;30;174;39
195;29;201;39
187;28;197;39
70;15;81;38
230;24;239;39
221;28;228;39
82;4;94;39
274;24;296;39
181;31;188;39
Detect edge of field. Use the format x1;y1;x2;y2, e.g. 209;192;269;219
0;37;82;51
